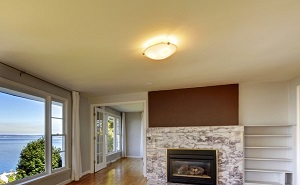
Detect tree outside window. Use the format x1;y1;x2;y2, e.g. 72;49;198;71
107;116;115;153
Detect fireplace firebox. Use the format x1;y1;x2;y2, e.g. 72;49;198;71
167;149;218;185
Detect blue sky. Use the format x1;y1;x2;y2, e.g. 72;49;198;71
0;91;62;135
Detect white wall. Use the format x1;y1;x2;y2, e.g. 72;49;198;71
239;81;289;125
289;75;300;125
89;92;147;105
125;112;142;158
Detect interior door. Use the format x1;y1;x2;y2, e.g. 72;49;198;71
94;107;106;172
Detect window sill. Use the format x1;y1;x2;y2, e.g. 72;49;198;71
52;167;70;175
16;168;71;185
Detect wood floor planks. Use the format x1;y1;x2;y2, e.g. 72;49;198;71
67;158;147;185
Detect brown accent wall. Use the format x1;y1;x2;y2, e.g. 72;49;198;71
148;84;238;127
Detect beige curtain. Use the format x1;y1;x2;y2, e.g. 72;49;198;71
71;91;82;181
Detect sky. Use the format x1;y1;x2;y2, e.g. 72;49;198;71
0;91;62;135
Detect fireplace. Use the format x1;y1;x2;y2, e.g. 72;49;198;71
147;126;243;184
167;149;218;185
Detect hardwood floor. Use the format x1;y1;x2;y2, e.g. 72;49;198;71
68;158;147;185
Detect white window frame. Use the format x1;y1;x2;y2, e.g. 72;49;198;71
116;117;121;152
0;78;69;184
51;99;67;172
105;113;121;155
106;114;116;155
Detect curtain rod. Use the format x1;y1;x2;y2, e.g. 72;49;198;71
0;62;72;92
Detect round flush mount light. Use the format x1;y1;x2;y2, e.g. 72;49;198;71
143;42;177;60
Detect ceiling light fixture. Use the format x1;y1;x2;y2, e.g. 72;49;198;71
143;42;177;60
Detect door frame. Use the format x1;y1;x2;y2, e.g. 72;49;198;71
94;107;107;172
90;100;148;176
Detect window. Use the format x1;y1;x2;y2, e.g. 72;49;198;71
116;117;121;151
106;115;121;154
0;87;67;184
51;101;65;169
107;116;115;153
0;91;45;183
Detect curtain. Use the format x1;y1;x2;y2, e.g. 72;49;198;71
121;112;126;157
71;91;82;181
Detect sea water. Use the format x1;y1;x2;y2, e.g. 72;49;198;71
0;135;62;173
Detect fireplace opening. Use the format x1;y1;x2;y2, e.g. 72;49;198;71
167;149;218;185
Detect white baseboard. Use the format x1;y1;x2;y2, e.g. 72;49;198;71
82;170;92;176
126;156;142;158
57;179;72;185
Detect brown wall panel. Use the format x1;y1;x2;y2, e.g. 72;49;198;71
148;84;239;127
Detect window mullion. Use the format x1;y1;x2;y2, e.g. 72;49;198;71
45;96;52;174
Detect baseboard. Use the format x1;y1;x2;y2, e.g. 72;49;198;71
82;170;92;176
106;156;122;165
126;156;142;158
57;170;91;185
57;179;72;185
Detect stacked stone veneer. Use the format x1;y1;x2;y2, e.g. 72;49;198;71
146;126;244;185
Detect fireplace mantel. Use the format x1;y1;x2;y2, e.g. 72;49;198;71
146;126;244;185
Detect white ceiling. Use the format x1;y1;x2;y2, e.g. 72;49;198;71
0;1;300;96
109;103;144;113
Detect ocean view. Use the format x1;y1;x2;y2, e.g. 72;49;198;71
0;135;62;173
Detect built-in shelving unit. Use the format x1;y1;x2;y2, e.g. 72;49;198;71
244;125;295;185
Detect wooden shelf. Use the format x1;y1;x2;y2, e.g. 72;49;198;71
245;168;292;173
244;157;292;162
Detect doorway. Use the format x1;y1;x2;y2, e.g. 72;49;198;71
91;101;147;175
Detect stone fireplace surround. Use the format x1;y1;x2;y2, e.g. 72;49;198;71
146;126;244;185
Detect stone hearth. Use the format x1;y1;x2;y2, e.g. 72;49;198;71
146;126;244;185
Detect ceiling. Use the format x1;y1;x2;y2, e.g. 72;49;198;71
0;0;300;97
108;103;144;113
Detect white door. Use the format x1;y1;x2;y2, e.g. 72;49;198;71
94;107;106;172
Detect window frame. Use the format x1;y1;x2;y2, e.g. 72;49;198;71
0;78;69;184
51;99;67;172
116;117;121;152
105;113;121;155
106;114;116;155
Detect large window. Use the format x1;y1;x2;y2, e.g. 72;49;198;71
0;87;67;184
106;115;121;154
